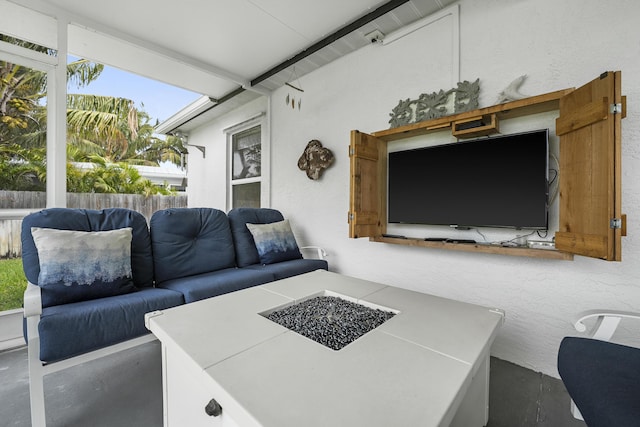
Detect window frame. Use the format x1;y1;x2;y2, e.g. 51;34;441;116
0;33;66;219
225;113;269;210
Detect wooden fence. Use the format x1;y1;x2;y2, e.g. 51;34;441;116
0;191;188;258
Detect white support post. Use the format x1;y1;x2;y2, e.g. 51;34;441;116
46;15;68;208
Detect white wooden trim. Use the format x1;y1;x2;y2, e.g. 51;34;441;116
0;40;56;68
223;113;265;134
225;114;268;210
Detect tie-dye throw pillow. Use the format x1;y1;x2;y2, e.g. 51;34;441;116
246;219;303;265
31;227;136;307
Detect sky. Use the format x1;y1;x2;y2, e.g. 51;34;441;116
67;58;202;126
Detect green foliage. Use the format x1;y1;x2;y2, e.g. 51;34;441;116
66;159;174;195
67;60;104;89
0;40;186;196
0;51;48;151
0;145;45;191
0;258;26;312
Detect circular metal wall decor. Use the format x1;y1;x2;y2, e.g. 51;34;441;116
297;140;334;180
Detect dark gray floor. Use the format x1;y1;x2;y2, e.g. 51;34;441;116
487;358;586;427
0;342;163;427
0;342;586;427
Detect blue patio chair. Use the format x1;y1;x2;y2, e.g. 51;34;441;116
558;310;640;427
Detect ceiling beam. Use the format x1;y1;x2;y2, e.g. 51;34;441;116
9;0;251;89
250;0;410;87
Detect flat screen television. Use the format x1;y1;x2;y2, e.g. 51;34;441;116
388;129;549;230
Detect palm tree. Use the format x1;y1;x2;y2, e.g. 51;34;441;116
66;104;186;166
1;34;186;193
1;36;107;190
124;115;186;166
1;35;104;150
66;94;139;162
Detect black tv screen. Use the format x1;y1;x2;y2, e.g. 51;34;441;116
388;129;549;229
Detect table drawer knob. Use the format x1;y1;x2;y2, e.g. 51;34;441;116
205;398;222;417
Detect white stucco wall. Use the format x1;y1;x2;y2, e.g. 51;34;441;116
191;0;640;377
185;97;268;209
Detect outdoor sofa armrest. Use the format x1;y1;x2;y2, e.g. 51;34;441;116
573;310;640;342
23;281;42;318
300;246;327;260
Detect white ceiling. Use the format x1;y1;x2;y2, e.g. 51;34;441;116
5;0;456;125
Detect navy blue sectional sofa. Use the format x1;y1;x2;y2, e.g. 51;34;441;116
22;207;327;364
228;208;329;279
22;206;328;426
151;207;328;303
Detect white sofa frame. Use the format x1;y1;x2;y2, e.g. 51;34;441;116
23;247;327;426
23;282;156;427
567;309;640;421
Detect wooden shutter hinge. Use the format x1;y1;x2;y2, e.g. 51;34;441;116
611;215;627;236
610;103;623;114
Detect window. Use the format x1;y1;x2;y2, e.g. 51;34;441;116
229;124;262;208
232;126;261;180
0;35;57;213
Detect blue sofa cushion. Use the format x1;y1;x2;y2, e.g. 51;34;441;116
228;208;285;267
31;227;136;307
246;219;302;264
244;258;328;281
22;208;155;308
150;208;236;284
558;337;640;427
37;287;183;363
156;267;275;303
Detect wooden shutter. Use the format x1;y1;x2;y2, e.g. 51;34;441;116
555;71;625;260
349;130;387;238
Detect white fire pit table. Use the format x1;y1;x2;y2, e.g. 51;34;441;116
145;270;504;427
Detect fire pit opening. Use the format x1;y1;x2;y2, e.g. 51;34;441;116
261;292;397;350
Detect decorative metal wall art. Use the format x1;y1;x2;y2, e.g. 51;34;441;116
297;140;334;180
388;79;480;128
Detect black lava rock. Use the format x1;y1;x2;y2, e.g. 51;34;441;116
266;296;395;350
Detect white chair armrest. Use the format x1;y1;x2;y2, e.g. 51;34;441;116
23;282;42;318
573;310;640;341
300;246;327;260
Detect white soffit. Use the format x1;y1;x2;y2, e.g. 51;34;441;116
67;24;241;99
3;0;458;124
42;0;393;78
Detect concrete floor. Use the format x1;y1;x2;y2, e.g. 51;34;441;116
0;342;586;427
486;358;586;427
0;342;163;427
